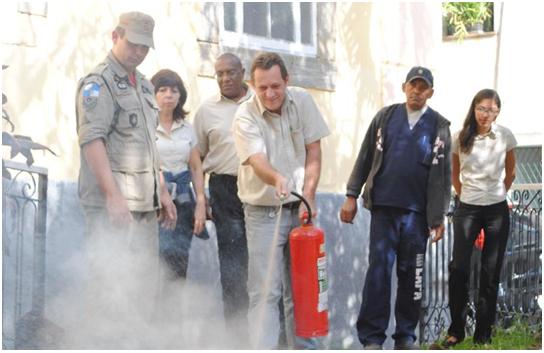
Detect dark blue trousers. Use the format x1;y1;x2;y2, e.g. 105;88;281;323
158;200;195;279
357;206;429;346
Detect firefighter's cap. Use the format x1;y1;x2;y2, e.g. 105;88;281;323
118;11;155;49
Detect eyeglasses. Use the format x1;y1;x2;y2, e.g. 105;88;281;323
475;106;500;116
214;69;240;80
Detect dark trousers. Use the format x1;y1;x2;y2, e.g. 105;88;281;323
159;201;194;279
448;200;510;343
209;173;249;340
357;206;428;346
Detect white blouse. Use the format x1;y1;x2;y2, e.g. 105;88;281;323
453;123;517;206
156;119;197;175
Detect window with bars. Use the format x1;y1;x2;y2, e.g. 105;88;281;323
198;2;336;90
514;146;542;185
221;2;317;57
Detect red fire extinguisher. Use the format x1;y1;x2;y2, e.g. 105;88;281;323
288;191;329;338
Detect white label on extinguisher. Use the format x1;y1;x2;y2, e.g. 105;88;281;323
317;256;328;312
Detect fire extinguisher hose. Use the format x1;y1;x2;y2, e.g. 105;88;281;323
289;191;312;224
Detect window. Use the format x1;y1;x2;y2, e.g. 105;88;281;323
442;2;495;40
198;2;336;91
514;146;542;185
222;2;317;57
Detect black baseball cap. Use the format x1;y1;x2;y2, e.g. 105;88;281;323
405;66;433;87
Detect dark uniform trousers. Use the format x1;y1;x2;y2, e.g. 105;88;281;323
357;206;428;346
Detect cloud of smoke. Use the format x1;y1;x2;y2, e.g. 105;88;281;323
43;220;246;349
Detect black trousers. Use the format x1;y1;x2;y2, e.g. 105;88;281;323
209;173;249;341
447;200;510;343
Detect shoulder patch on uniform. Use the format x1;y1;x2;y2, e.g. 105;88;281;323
82;82;100;110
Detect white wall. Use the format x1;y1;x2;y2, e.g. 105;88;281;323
2;2;542;192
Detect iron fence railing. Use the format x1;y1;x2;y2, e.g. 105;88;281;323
497;185;542;325
419;185;542;344
2;159;48;349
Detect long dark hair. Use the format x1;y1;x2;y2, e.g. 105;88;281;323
458;88;501;154
150;69;189;122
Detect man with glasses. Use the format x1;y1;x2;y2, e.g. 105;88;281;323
193;53;252;347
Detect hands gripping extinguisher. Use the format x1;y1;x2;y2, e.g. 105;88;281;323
288;191;329;337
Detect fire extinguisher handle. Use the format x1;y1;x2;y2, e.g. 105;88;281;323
290;191;312;224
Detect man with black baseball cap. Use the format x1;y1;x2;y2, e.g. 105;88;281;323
75;11;176;347
340;66;451;349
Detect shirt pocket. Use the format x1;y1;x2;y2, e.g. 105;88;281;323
417;134;433;167
112;171;147;201
290;127;306;163
115;94;142;129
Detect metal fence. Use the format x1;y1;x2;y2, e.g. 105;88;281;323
2;159;48;349
419;185;542;344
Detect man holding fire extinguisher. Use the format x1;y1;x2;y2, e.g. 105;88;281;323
232;52;330;349
340;67;452;349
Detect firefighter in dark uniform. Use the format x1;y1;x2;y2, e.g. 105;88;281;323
75;11;176;348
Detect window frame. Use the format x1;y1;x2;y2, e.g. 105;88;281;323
442;2;496;41
220;2;318;57
197;2;336;91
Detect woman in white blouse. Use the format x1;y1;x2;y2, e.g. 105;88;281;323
444;89;516;347
151;69;207;279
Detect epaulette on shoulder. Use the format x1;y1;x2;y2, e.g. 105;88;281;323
86;62;106;79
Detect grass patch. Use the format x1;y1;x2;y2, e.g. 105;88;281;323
425;319;542;350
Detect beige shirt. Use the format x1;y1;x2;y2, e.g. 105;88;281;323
233;86;330;206
156;119;197;174
453;123;517;205
193;86;253;176
76;52;161;212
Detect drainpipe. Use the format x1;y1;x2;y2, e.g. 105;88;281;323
493;2;504;90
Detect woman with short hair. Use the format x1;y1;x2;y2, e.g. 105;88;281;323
151;69;208;280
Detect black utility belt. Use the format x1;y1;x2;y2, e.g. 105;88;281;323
281;201;301;210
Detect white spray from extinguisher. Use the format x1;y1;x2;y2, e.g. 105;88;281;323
253;191;311;348
253;197;285;347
